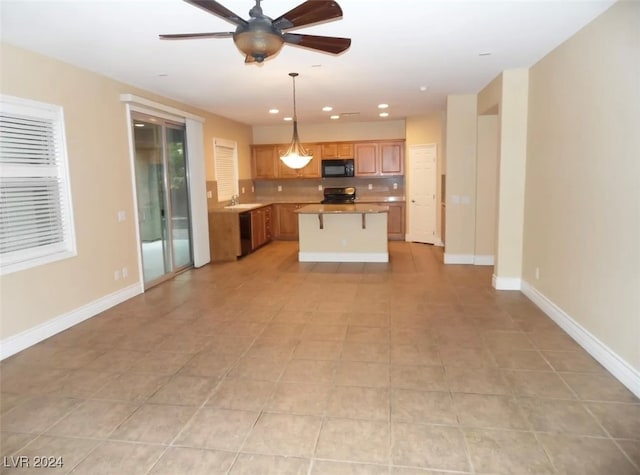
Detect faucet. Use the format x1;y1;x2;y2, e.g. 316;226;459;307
230;194;239;205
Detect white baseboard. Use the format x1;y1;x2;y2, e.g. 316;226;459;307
492;274;522;290
444;253;474;264
0;282;142;360
298;252;388;263
521;280;640;399
473;255;495;266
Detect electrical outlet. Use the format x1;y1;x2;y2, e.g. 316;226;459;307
535;267;540;280
117;211;126;222
393;183;398;190
114;270;121;281
241;187;245;194
122;267;128;279
206;191;212;199
318;185;322;191
251;185;255;192
368;184;373;190
277;185;282;192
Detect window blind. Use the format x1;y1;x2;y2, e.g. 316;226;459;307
213;139;237;202
0;95;76;274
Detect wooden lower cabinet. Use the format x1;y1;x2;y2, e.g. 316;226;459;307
377;202;405;240
210;206;272;261
274;203;302;240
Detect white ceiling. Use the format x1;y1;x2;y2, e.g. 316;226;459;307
1;0;614;126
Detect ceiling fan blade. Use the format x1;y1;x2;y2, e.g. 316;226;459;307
159;32;233;40
273;0;343;30
283;33;351;54
182;0;247;27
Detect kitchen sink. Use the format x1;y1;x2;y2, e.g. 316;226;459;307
224;203;263;209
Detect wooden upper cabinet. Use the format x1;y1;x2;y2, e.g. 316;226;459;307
252;145;278;179
322;142;354;159
379;141;404;175
253;140;404;179
354;143;379;176
354;141;404;177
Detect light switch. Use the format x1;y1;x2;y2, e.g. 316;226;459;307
117;211;126;222
318;185;323;191
393;183;398;190
277;185;282;192
461;195;471;205
451;195;460;204
368;184;373;190
241;187;245;194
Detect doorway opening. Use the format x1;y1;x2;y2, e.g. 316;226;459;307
131;113;193;288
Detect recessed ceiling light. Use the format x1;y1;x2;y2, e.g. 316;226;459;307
330;115;340;120
134;123;145;127
378;103;389;109
283;117;293;121
157;73;168;77
269;109;279;114
322;106;333;112
419;85;428;92
379;112;389;118
479;52;492;56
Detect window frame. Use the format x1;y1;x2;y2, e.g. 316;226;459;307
0;94;76;275
213;137;238;202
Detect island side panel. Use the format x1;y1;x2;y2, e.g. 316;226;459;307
298;212;388;262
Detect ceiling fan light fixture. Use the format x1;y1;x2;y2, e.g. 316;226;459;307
234;28;283;62
280;72;312;170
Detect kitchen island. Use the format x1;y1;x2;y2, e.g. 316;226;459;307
295;204;389;262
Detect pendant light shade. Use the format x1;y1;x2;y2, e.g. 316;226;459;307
280;72;312;170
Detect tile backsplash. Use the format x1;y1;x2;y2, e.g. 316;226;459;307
255;177;405;202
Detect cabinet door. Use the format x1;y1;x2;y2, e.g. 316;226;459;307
252;146;278;179
264;206;272;242
275;203;300;240
379;142;404;175
323;142;354;158
301;144;322;178
385;202;406;240
354;143;379;176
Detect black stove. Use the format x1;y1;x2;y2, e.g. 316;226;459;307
321;187;356;204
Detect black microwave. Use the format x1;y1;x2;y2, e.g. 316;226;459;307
322;159;355;178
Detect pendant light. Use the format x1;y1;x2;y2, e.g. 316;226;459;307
280;72;312;169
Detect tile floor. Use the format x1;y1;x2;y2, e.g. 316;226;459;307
1;241;638;474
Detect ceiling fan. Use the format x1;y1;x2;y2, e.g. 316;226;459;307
160;0;351;63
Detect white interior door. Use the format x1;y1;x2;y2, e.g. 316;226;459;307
408;144;437;244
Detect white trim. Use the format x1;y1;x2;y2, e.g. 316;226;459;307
444;253;474;264
473;254;495;266
187;119;210;267
119;94;204;122
492;274;522;290
434;238;444;247
521;280;640;399
298;252;389;263
0;283;142;360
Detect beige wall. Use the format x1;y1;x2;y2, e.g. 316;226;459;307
475;115;498;257
0;43;251;342
406;113;445;240
495;69;529;281
524;1;640;369
444;95;477;257
252;120;406;144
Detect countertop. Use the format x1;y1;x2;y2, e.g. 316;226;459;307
295;204;389;214
210;196;404;214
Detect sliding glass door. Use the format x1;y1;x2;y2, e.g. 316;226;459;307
132;114;192;287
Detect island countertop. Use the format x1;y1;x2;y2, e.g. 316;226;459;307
295;204;389;214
